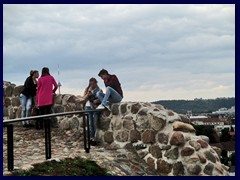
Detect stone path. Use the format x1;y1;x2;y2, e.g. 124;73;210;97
3;125;160;176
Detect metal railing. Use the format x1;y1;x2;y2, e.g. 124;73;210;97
3;109;104;171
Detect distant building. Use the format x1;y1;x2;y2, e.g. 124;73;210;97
190;116;225;125
212;106;235;115
214;125;235;136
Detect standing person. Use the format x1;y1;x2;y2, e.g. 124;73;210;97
36;67;58;129
96;69;123;111
20;70;39;127
83;78;101;145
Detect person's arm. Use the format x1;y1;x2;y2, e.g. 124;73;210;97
52;77;58;93
24;77;32;89
83;87;91;100
36;79;41;105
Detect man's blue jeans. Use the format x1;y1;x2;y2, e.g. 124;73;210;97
96;86;122;106
85;105;98;139
20;93;32;125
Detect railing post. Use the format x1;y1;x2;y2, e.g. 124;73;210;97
7;124;14;171
83;114;90;153
44;119;51;159
86;113;90;153
3;109;104;171
83;114;86;151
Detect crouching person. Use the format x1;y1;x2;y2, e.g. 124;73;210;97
96;69;123;111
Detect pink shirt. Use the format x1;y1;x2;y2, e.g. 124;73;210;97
37;75;58;107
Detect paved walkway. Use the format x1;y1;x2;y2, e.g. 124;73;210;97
3;125;159;176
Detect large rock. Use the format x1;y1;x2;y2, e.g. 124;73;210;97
116;130;129;142
204;151;216;163
62;94;76;105
187;164;202;175
9;108;16;119
189;140;201;151
158;132;169;144
131;103;141;114
12;97;20;106
54;106;65;113
13;85;24;96
157;159;173;175
142;130;156;144
197;139;208;148
181;147;195;156
170;132;185;146
173;121;195;133
123;120;134;130
149;144;162;158
146;157;155;169
164;147;179;160
69;116;79;130
111;104;119;115
4;97;11;107
211;146;222;158
173;161;184;176
148;112;166;131
104;131;114;144
4;85;14;97
130;130;141;142
97;117;111;131
204;163;214;175
59;118;70;130
55;94;63;104
138;108;148;116
120;103;127;114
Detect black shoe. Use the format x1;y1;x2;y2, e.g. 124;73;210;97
90;140;98;146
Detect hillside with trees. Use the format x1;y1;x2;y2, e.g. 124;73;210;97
153;97;235;114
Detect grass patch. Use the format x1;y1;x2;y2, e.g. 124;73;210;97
11;157;113;176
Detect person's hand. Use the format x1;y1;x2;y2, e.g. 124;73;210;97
93;99;100;105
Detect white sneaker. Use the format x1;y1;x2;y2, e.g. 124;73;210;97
103;104;111;111
96;104;105;110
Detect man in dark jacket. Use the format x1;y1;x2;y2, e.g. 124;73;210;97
96;69;123;111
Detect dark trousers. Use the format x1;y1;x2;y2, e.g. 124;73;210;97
36;105;52;129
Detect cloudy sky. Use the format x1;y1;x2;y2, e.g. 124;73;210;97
3;4;235;102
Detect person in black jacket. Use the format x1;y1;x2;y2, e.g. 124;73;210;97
20;70;39;127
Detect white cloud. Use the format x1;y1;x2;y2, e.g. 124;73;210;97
3;4;235;101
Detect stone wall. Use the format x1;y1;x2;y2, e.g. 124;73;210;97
3;81;229;176
95;102;229;176
3;81;84;125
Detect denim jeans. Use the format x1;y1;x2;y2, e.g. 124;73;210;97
20;93;32;125
85;105;98;139
96;86;122;106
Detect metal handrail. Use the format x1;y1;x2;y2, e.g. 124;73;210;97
3;109;104;171
3;109;104;124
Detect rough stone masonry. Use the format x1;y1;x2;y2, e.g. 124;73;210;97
3;81;229;176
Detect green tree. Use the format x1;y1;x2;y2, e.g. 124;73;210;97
220;128;231;142
230;152;235;166
221;150;229;166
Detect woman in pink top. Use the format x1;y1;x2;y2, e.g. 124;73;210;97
36;67;58;129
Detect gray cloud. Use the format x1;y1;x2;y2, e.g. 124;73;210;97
3;4;235;101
